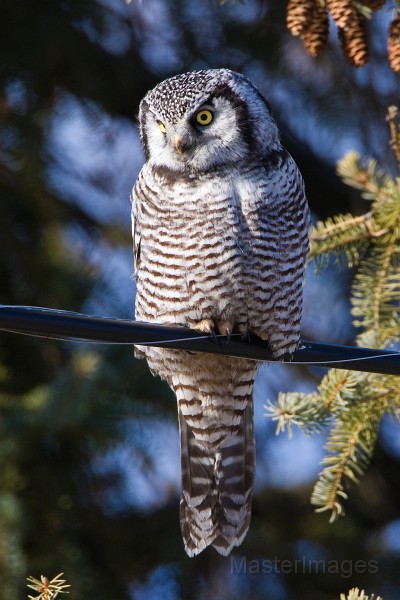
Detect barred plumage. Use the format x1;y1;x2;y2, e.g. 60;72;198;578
131;69;310;556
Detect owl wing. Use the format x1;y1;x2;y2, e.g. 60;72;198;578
131;190;141;274
131;187;147;362
248;149;310;356
260;149;309;243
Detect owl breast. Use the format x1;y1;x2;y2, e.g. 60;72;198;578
134;163;262;332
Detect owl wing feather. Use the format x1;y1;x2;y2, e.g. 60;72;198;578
131;202;141;273
246;150;310;356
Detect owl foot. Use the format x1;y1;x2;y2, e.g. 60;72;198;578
236;322;251;342
252;329;269;341
192;319;218;344
215;319;233;345
192;319;233;345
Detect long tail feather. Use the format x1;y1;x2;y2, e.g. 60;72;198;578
179;402;254;556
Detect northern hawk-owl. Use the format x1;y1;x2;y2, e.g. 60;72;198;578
131;69;310;556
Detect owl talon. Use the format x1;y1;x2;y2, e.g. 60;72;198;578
216;320;233;345
192;319;218;343
191;319;234;346
210;328;219;345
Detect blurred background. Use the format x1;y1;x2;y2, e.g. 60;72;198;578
1;0;400;598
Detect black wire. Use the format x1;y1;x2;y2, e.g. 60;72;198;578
0;304;400;375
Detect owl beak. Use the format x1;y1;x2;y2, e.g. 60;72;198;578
173;135;185;156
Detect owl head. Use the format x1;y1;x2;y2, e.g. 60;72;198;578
138;69;281;174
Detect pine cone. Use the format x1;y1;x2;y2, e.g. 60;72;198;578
338;18;369;67
286;0;314;36
388;15;400;73
301;3;330;57
326;0;358;28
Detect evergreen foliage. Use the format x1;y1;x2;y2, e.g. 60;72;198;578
267;106;400;523
340;589;383;600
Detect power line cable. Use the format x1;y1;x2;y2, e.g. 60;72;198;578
0;304;400;375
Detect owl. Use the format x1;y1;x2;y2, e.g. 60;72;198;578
131;69;310;556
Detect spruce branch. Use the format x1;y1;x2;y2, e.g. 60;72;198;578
270;107;400;522
336;150;391;199
265;370;366;438
309;212;375;267
367;373;400;410
311;400;384;520
265;391;330;437
340;588;383;600
351;235;400;345
27;573;70;600
309;151;394;265
387;105;400;166
318;369;368;412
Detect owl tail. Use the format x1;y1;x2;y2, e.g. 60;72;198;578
178;402;254;557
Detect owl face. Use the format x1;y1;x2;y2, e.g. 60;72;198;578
139;69;280;174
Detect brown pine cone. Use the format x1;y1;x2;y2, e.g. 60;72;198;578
326;0;358;28
287;0;315;36
301;3;330;57
388;15;400;73
338;18;369;67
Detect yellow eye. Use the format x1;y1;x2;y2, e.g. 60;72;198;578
195;110;213;126
157;120;167;133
